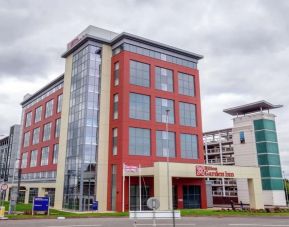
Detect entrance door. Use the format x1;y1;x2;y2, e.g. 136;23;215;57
130;185;150;210
183;185;201;208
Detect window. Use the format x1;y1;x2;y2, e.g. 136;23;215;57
21;152;28;168
156;131;176;157
45;99;54;118
113;94;119;119
32;127;40;145
28;188;38;203
23;132;30;147
155;67;173;92
43;123;51;141
55;119;61;138
178;73;195;96
155;98;174;123
240;131;245;144
30;150;38;167
114;62;119;86
129;127;150;156
112;128;118;155
180;134;198;159
35;106;42;123
25;112;32;127
53;144;59;164
57;94;63;113
41;147;49;166
130;60;150;87
129;93;150;120
179;102;196;127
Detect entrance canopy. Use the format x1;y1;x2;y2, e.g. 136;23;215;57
125;162;264;210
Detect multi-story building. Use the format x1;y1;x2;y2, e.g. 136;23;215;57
203;128;238;204
0;125;21;184
0;136;9;182
224;100;286;206
203;100;286;207
16;76;63;204
8;26;205;212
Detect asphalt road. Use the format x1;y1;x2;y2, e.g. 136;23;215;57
1;217;289;227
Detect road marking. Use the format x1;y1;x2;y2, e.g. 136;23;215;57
47;225;102;227
136;224;195;226
229;225;289;227
229;225;259;226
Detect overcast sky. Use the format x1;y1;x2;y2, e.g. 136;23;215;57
0;0;288;177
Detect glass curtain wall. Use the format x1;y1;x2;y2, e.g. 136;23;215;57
63;44;101;211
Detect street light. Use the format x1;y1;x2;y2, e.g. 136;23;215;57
165;109;170;210
8;158;20;214
165;109;176;227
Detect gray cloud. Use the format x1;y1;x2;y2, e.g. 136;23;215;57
0;0;288;177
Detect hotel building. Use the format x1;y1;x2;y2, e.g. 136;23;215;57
5;26;271;212
11;26;206;211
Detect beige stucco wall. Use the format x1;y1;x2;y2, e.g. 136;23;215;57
54;54;73;209
6;182;56;204
126;162;264;209
96;44;112;212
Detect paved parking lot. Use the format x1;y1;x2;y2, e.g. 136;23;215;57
1;216;289;227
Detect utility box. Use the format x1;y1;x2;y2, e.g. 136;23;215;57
206;181;213;208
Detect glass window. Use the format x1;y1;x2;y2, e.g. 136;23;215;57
55;118;61;138
112;128;118;155
113;94;119;119
53;144;59;164
240;131;245;144
180;134;198;159
25;112;32;127
57;94;63;113
114;62;119;86
178;73;195;96
43;123;51;141
32;127;40;145
41;147;49;166
28;188;38;203
130;60;150;87
179;102;196;127
156;131;176;157
45;99;54;118
155;98;174;123
30;150;38;167
35;106;42;123
23;132;30;147
155;67;173;92
129;127;150;156
21;152;28;168
129;93;150;120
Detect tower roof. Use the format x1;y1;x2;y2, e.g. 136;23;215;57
223;100;283;116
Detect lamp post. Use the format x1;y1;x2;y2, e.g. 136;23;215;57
165;109;170;210
8;159;20;214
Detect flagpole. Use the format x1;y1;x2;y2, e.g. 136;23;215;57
139;164;142;211
122;163;125;212
128;175;131;211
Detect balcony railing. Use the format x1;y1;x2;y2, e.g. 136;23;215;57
212;180;237;185
212;191;238;197
207;157;235;164
206;147;234;155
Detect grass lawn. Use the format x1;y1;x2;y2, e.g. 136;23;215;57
2;202;289;219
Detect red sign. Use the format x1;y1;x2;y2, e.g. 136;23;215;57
196;165;235;177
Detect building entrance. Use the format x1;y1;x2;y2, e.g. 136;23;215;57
183;185;201;208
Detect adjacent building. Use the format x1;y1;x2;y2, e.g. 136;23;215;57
0;125;21;183
204;101;286;207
